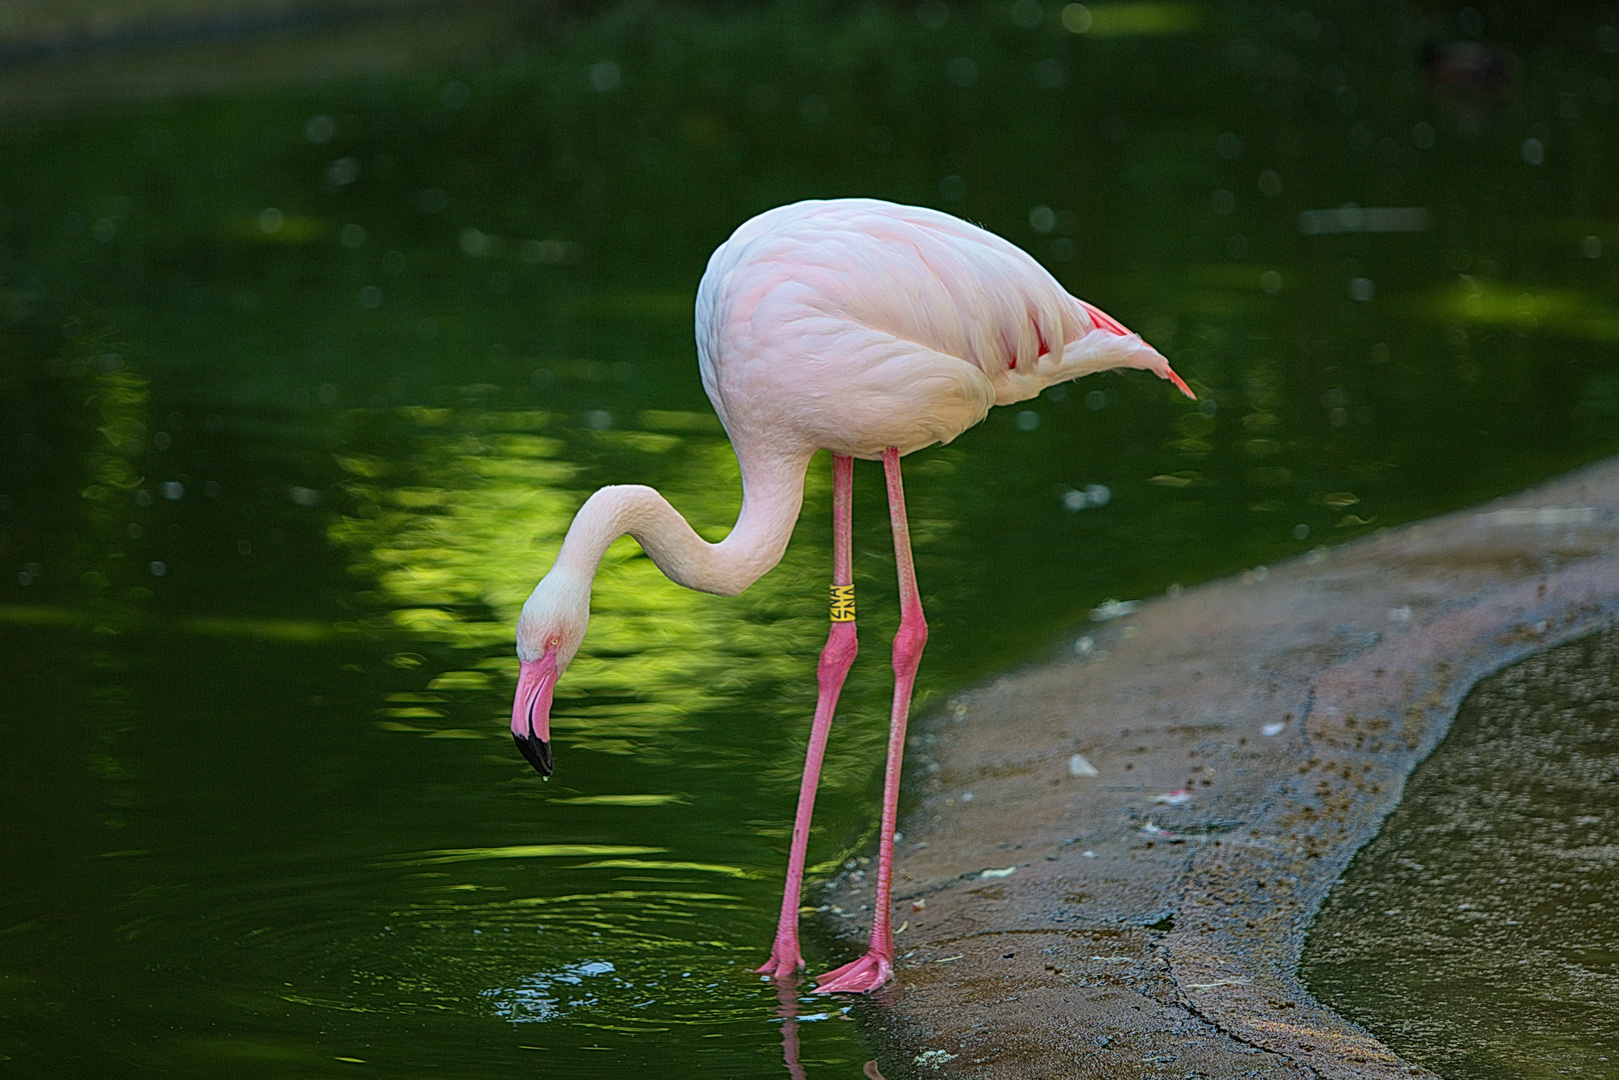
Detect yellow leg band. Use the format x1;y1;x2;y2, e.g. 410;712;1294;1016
829;584;856;622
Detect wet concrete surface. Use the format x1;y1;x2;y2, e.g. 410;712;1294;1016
1302;626;1619;1077
823;456;1619;1079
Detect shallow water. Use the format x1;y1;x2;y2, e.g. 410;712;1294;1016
2;2;1618;1076
1303;628;1619;1079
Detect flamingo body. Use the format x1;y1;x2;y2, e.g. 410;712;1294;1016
696;198;1181;463
512;198;1191;993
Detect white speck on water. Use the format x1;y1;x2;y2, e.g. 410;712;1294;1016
1262;721;1286;736
161;482;183;500
326;157;360;186
979;866;1015;879
1090;598;1137;621
1388;605;1412;622
1074;634;1095;655
1068;753;1099;777
1082;850;1097;858
588;61;621;93
960;791;973;802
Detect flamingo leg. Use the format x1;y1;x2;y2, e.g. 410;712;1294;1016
758;453;858;978
814;446;926;994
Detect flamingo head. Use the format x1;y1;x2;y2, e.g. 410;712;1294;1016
512;571;591;777
1077;299;1196;400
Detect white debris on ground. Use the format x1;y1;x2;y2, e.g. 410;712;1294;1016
1068;753;1100;777
913;1049;958;1069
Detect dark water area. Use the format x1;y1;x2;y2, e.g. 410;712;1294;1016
1303;628;1619;1079
1;1;1617;1076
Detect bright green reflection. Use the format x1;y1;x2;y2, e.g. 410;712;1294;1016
330;406;829;753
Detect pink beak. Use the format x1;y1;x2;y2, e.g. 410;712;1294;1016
512;653;558;776
1079;299;1196;400
1161;366;1196;400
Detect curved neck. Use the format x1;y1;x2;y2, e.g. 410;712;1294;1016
552;447;812;597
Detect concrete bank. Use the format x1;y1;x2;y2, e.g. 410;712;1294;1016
829;456;1619;1079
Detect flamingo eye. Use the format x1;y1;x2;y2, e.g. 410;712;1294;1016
548;635;561;650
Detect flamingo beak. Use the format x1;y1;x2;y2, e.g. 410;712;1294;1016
1164;366;1197;400
512;653;558;777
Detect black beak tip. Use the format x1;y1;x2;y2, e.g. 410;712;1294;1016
514;732;554;777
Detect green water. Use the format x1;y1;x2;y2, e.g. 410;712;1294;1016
1;2;1617;1076
1303;629;1619;1079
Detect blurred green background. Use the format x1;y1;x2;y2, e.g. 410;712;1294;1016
1;1;1617;1077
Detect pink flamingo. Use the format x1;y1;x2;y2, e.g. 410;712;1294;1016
511;198;1192;993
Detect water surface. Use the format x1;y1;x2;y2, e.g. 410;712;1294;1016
2;2;1618;1076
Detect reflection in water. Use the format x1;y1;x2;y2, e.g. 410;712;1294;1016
1303;629;1619;1078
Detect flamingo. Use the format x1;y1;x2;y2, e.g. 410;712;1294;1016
511;197;1193;994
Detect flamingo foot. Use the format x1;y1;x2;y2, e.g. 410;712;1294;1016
756;938;805;979
812;950;893;994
